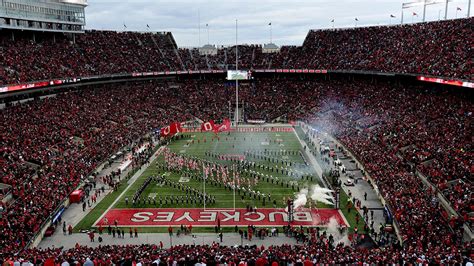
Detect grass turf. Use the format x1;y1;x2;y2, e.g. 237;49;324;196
75;128;366;233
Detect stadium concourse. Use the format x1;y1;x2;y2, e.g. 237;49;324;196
0;18;473;265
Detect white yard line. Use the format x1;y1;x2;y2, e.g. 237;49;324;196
338;209;351;227
293;129;327;187
92;146;166;226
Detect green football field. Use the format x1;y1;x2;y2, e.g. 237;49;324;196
75;128;366;233
115;130;322;209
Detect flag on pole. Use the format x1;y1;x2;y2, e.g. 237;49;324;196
456;7;462;11
160;122;181;138
390;14;396;18
200;120;216;132
216;118;231;132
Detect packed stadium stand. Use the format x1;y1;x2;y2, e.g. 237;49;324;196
2;77;473;262
298;18;473;79
0;17;472;86
0;16;473;264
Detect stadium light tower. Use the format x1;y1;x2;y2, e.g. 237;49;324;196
235;19;239;128
206;23;210;45
423;0;427;21
469;0;471;17
445;0;449;19
269;22;272;44
198;10;201;47
469;0;472;17
233;19;238;212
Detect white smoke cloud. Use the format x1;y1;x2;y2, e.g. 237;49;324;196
293;188;308;209
292;185;334;210
310;185;334;205
325;217;350;246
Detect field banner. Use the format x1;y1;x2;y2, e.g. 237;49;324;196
96;208;348;227
180;127;293;133
200;120;216;132
160;122;182;138
215;118;232;132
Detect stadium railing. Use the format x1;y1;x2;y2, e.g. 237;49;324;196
1;68;472;98
415;170;474;239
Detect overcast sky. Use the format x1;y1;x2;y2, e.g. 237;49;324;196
85;0;472;47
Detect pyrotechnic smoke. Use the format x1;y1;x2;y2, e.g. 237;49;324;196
325;217;350;246
307;99;349;137
293;188;308;209
310;185;334;205
292;185;334;210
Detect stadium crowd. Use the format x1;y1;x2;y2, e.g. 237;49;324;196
0;31;181;85
1;239;471;265
298;18;473;80
247;78;472;231
0;17;472;85
1;77;472;263
0;17;473;264
0;81;194;254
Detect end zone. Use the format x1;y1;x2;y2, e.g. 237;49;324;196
93;208;349;227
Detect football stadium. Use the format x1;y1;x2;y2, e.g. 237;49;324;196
0;0;473;264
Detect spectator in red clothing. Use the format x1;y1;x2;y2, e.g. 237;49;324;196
88;231;94;242
256;256;268;266
1;18;472;86
0;75;471;259
1;233;470;264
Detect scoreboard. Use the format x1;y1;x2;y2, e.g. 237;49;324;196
227;70;250;80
